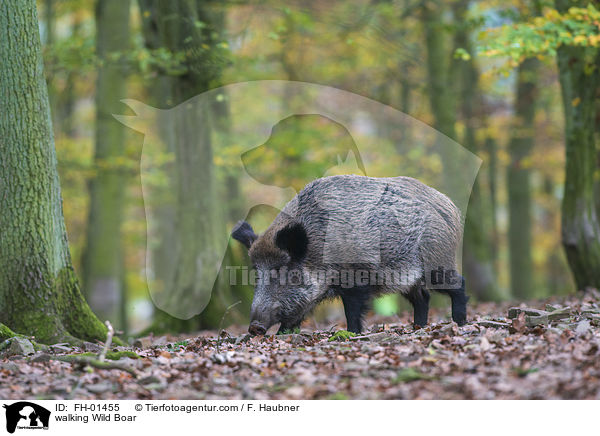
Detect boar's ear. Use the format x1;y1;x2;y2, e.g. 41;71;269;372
231;221;258;249
275;222;308;262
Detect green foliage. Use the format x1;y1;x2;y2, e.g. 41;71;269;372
480;5;600;67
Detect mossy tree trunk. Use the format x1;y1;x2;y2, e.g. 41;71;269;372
507;57;539;299
82;0;131;333
0;0;107;344
555;0;600;290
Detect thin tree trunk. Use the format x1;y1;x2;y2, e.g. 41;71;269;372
456;3;501;301
424;0;500;300
0;0;106;344
58;14;82;137
554;0;600;289
485;137;499;272
507;57;539;299
83;0;131;331
422;2;456;141
44;0;56;127
138;0;226;331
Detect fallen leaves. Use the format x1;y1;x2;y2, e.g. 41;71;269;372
1;294;599;399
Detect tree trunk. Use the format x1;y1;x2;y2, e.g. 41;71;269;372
138;0;227;331
422;2;456;141
57;14;82;137
507;57;539;299
554;0;600;289
485;137;499;272
82;0;131;332
424;0;500;300
454;1;501;301
0;0;107;344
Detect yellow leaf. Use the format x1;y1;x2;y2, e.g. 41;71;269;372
572;97;581;107
589;34;600;46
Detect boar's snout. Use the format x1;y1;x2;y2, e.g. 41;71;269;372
248;321;267;336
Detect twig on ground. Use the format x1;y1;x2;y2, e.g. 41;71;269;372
55;355;137;376
99;321;114;362
216;301;241;354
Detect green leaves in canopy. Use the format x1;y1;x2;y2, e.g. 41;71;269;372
478;4;600;68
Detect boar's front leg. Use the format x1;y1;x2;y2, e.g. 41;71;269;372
406;285;430;328
339;286;372;334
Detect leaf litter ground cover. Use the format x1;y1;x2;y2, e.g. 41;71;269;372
1;292;599;400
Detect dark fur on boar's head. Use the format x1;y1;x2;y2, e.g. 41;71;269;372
232;175;468;335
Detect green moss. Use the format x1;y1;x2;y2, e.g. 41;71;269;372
1;268;107;345
393;367;432;383
106;350;139;359
56;267;107;342
0;323;17;341
76;350;140;360
328;330;357;342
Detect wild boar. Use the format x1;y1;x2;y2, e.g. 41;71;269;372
232;174;467;335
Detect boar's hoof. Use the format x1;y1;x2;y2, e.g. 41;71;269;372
248;322;267;336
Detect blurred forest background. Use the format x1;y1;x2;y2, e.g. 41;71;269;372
32;0;600;336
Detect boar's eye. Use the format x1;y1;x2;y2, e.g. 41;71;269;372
275;221;308;262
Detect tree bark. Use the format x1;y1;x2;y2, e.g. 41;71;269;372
423;2;456;141
507;57;539;299
0;0;107;344
82;0;131;332
454;1;501;301
138;0;227;331
555;0;600;289
424;0;500;300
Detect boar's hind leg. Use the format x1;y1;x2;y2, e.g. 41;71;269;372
339;286;372;334
405;286;430;328
437;276;468;326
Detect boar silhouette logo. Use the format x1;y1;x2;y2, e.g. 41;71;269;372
3;402;50;433
115;80;481;321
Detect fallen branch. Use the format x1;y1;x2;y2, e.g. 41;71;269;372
51;354;137;377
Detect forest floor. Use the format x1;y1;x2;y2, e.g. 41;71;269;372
2;291;600;400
